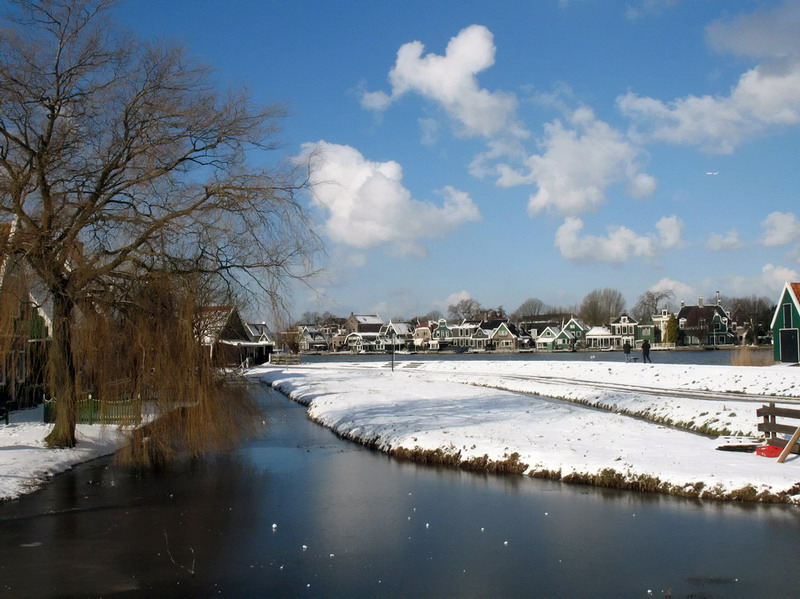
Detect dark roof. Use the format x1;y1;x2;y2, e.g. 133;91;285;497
481;319;521;336
676;304;728;327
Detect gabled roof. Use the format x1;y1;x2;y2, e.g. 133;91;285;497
539;326;561;337
771;282;800;329
676;304;728;327
611;313;638;325
385;321;414;336
564;317;587;330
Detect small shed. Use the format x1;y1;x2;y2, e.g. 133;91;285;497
771;282;800;363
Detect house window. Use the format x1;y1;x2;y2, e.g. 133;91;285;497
784;304;793;328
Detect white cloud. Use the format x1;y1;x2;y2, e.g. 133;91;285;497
296;141;480;258
435;290;472;316
761;211;800;247
620;3;800;153
706;1;800;59
360;25;527;139
649;278;696;302
655;215;684;249
762;263;800;291
445;290;471;307
706;229;745;251
495;107;656;217
554;215;682;263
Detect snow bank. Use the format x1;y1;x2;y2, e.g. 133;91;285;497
256;359;800;503
0;406;126;501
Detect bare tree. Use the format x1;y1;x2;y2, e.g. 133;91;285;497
632;289;674;323
0;0;319;447
512;297;546;320
579;288;626;326
448;298;482;322
729;295;774;344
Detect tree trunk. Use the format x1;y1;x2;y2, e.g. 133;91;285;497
44;290;78;448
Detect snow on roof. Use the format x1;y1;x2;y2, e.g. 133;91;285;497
585;326;612;336
353;314;383;324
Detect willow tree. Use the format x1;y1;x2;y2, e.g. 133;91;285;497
0;0;318;448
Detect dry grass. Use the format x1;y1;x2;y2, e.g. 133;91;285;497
730;345;775;367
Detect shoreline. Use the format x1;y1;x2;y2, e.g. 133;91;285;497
258;361;800;505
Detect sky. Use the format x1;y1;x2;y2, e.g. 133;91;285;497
113;0;800;322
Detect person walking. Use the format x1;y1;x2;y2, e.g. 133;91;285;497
622;341;632;362
641;339;652;364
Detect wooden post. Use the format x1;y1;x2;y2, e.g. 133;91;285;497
769;402;776;443
777;424;800;463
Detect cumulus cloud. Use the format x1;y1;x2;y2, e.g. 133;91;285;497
761;211;800;247
360;25;527;139
619;3;800;153
434;290;472;316
707;229;745;251
495;107;655;216
649;277;696;301
554;215;683;262
762;263;800;291
655;215;684;249
296;141;480;257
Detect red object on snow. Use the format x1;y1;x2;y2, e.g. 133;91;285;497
756;445;783;458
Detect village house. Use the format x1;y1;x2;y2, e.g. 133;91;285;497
378;320;415;351
339;313;384;353
771;282;800;363
585;325;615;349
676;294;736;347
610;314;637;348
562;317;589;349
297;324;329;353
197;306;274;366
412;321;434;350
651;309;672;346
487;320;524;351
535;326;572;351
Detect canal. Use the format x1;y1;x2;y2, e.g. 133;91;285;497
0;383;798;598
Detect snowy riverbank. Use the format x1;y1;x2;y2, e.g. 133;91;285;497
256;359;800;503
0;405;126;501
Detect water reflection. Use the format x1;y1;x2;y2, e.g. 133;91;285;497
0;385;798;598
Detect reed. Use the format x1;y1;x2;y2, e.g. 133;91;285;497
730;345;775;367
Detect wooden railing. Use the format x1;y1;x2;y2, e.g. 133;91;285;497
757;403;800;459
270;354;301;365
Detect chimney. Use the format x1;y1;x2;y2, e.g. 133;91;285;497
698;296;704;308
716;291;720;306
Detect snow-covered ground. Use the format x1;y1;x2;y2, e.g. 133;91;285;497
0;405;126;501
256;359;800;503
3;358;799;504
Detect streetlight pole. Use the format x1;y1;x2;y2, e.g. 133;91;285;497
391;331;396;371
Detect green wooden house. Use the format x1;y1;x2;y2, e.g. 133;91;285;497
771;282;800;363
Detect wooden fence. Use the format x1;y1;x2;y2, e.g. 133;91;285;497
43;397;142;425
270;354;301;365
757;403;800;457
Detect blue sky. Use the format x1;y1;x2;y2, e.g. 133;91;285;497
114;0;800;321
